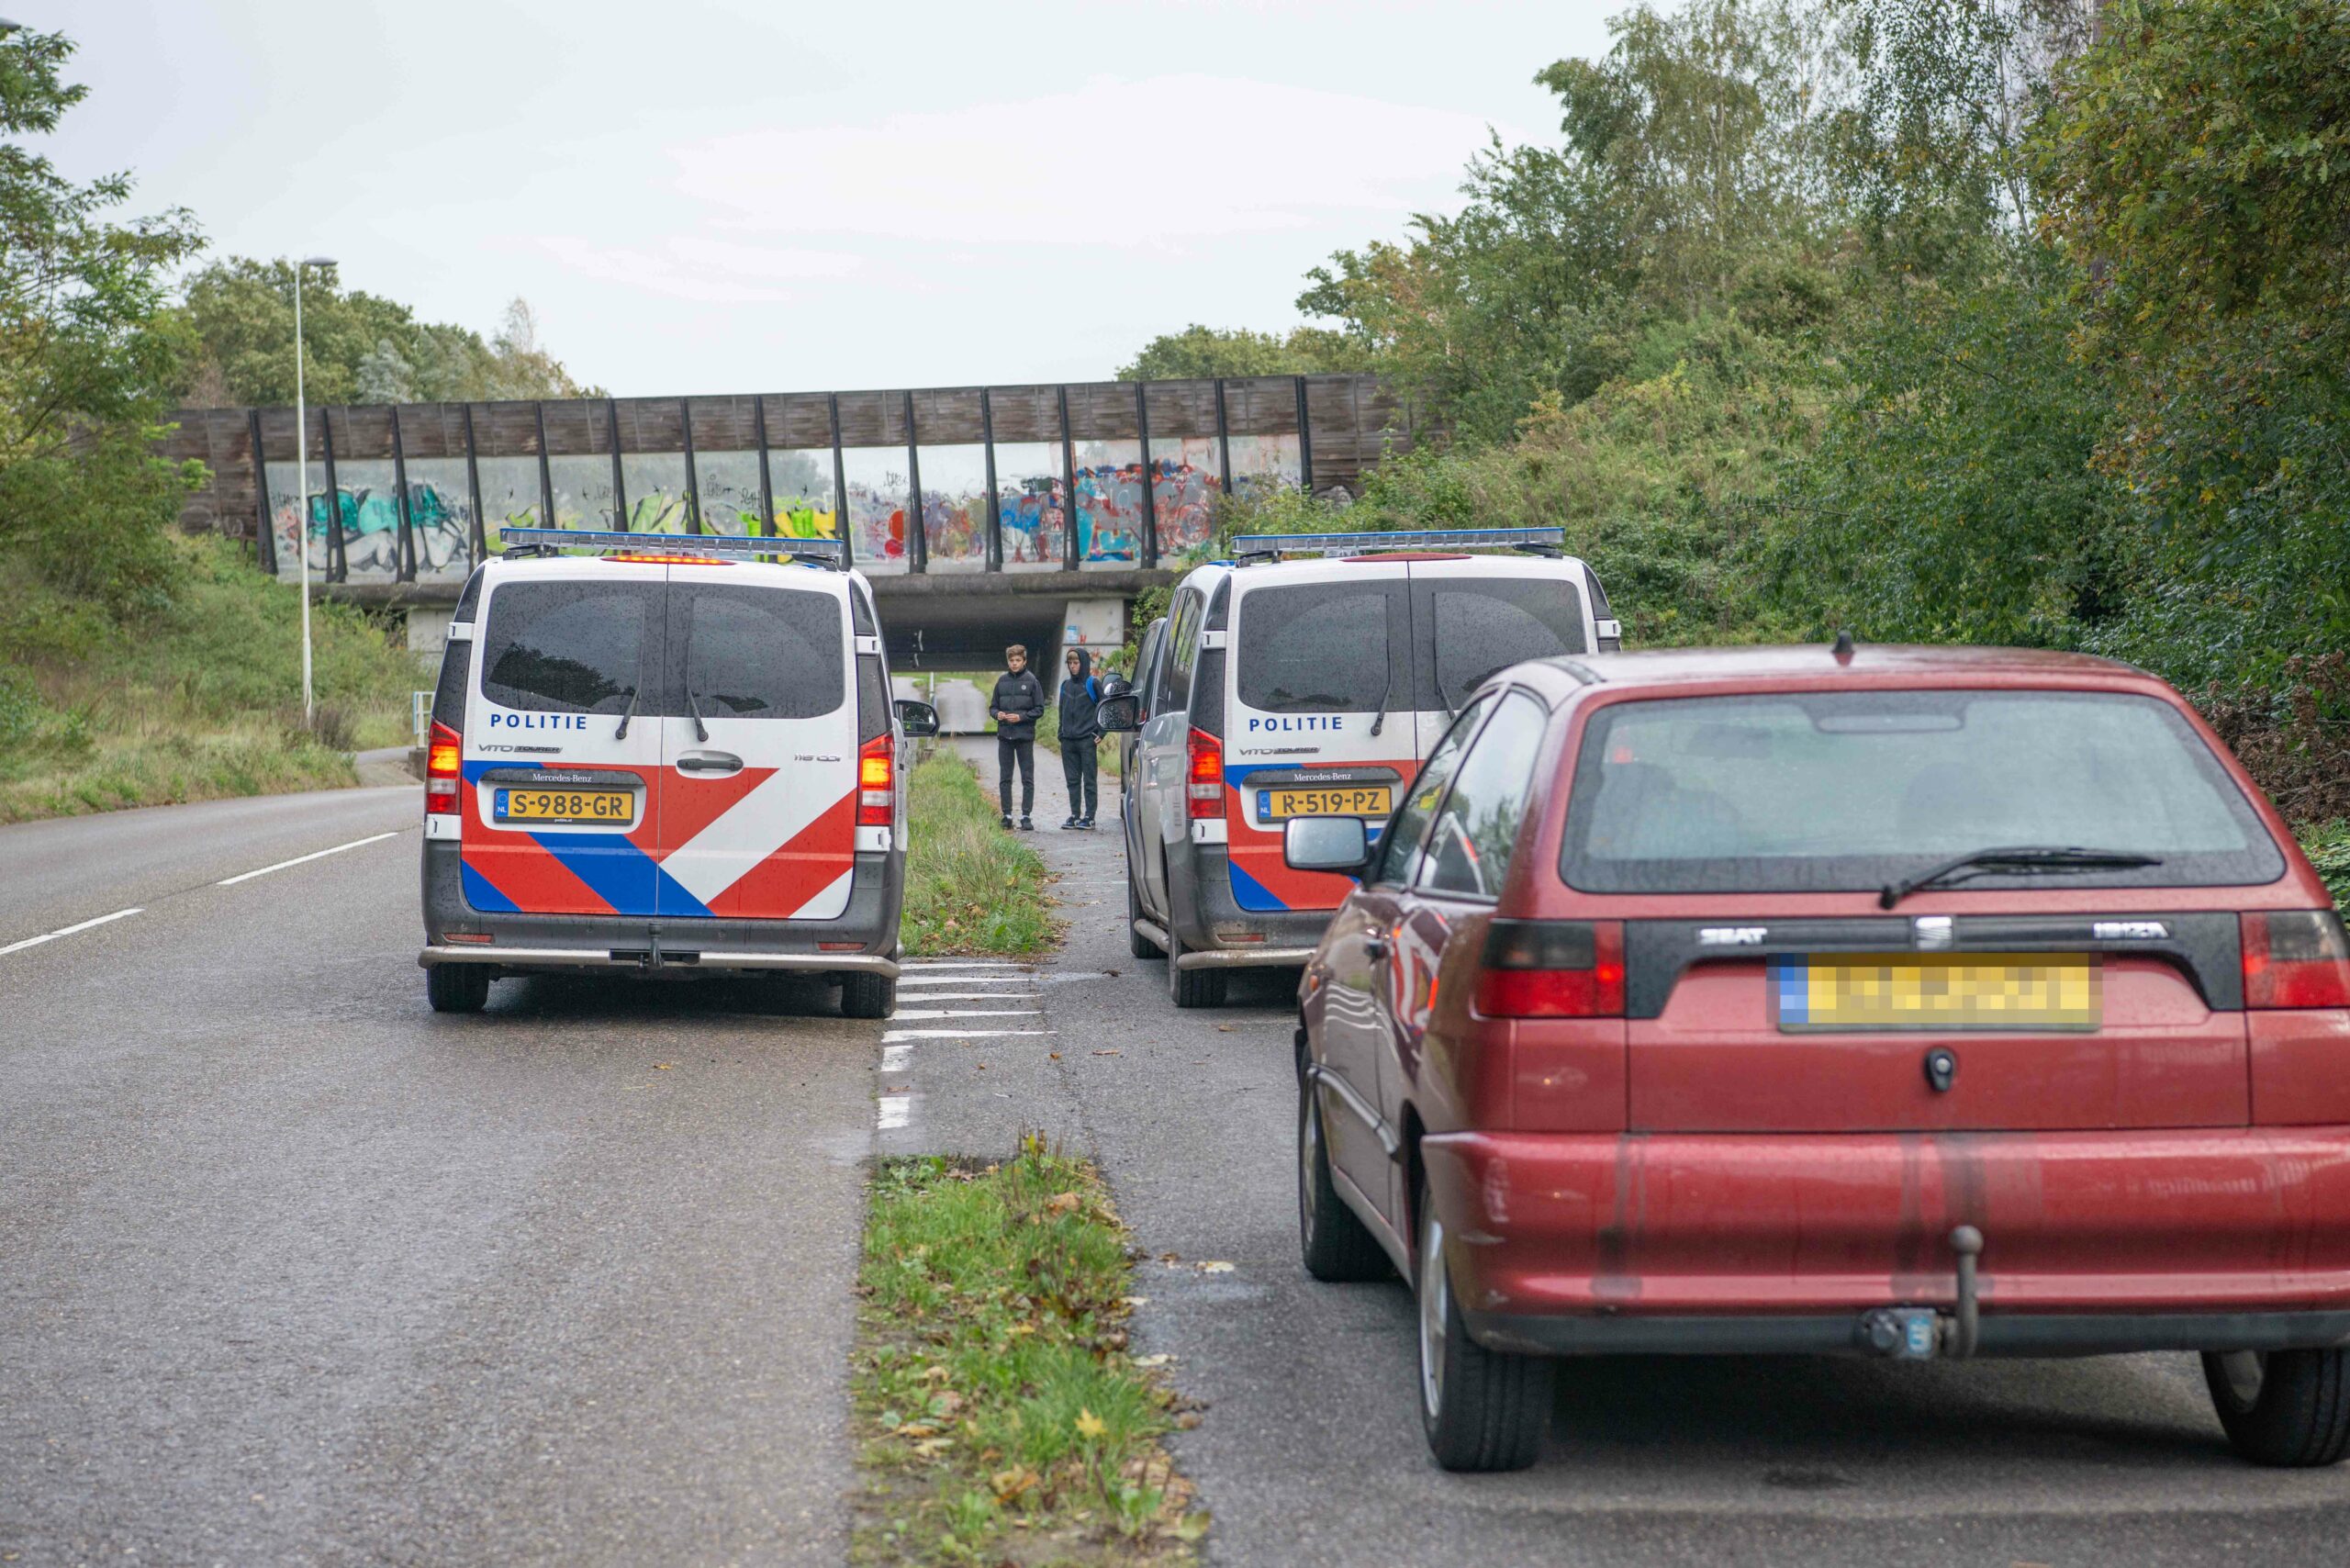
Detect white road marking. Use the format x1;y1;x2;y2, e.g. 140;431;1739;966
898;960;1031;970
897;971;1035;984
890;1008;1042;1021
216;831;400;886
0;906;143;958
880;1028;1055;1043
879;1043;913;1072
877;1095;912;1130
886;990;1042;1002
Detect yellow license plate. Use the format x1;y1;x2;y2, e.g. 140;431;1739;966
1772;953;2100;1032
1263;785;1393;820
496;787;632;825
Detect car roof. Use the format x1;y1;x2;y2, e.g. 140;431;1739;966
1181;551;1591;589
1519;643;2150;693
480;553;864;593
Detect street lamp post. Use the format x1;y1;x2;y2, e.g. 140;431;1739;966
292;255;335;729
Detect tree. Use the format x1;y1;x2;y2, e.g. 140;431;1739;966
1114;323;1371;381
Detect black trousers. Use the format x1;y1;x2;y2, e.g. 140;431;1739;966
997;736;1035;817
1060;735;1099;821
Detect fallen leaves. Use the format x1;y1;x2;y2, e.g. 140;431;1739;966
1074;1407;1107;1440
1045;1191;1082;1216
1091;1048;1121;1057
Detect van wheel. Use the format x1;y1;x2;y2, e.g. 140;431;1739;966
1166;924;1225;1009
1298;1071;1390;1282
425;964;490;1014
2203;1350;2350;1466
1127;872;1163;960
1416;1177;1550;1472
840;971;896;1021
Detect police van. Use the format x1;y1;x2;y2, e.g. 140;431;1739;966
1097;527;1619;1006
417;528;938;1018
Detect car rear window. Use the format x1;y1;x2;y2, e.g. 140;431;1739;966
478;580;656;713
1561;689;2284;893
673;583;845;720
1424;578;1586;703
1235;581;1398;712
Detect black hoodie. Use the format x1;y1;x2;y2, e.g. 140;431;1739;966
990;664;1046;741
1056;647;1101;743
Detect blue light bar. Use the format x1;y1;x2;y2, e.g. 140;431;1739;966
497;527;845;565
1231;525;1564;559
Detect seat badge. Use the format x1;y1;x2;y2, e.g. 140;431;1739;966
1697;926;1767;946
1913;915;1954;949
2093;920;2168;940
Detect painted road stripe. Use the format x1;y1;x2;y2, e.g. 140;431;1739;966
890;1008;1042;1022
879;1043;913;1072
899;960;1031;970
880;1027;1054;1043
898;970;1035;982
217;831;400;887
0;906;143;958
887;990;1042;1002
878;1095;912;1130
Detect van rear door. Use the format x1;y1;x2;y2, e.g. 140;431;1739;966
1404;558;1592;758
655;566;859;921
458;564;668;916
1222;567;1413;914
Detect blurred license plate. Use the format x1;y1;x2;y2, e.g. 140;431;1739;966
1261;786;1392;819
1771;953;2100;1032
495;787;632;825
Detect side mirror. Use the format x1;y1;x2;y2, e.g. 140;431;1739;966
1096;674;1132;701
1283;815;1371;875
1094;693;1141;734
894;699;940;737
1594;618;1622;654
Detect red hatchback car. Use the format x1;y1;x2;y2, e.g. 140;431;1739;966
1286;644;2350;1473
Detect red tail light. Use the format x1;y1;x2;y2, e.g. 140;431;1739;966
1186;727;1224;821
1474;920;1626;1017
2244;911;2350;1009
425;721;462;817
856;733;895;827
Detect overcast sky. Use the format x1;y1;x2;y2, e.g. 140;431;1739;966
40;0;1614;397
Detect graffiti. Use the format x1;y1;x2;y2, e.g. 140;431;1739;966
998;478;1067;565
921;490;984;562
847;482;908;563
274;481;473;577
1072;460;1221;563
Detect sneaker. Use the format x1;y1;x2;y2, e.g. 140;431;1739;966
1019;816;1035;832
1001;814;1013;830
1077;818;1095;831
1060;815;1080;830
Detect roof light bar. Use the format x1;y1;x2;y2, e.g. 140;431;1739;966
497;527;845;567
1231;526;1565;561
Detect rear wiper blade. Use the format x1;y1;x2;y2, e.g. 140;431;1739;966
612;686;638;740
684;686;710;744
1367;668;1393;738
1879;846;2165;910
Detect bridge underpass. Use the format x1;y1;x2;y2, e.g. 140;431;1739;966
152;372;1427;666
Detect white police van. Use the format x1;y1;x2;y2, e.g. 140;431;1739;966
417;528;937;1017
1098;527;1619;1006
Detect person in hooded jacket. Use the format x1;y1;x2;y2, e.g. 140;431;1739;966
990;644;1046;830
1055;645;1102;829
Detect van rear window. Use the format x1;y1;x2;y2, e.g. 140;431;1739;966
673;583;845;720
479;581;656;713
1561;689;2283;893
1426;579;1586;701
1235;582;1398;712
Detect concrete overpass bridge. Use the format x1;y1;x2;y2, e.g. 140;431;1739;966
156;373;1427;666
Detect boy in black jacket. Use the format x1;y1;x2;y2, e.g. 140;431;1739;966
1055;646;1102;829
990;644;1046;830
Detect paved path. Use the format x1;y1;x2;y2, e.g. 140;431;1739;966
897;740;2350;1567
0;786;871;1566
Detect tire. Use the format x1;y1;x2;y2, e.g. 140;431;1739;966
840;971;897;1021
425;963;490;1014
1166;921;1226;1009
2202;1350;2350;1467
1127;869;1163;960
1416;1176;1550;1472
1298;1067;1390;1282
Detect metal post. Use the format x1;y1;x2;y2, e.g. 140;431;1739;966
1135;380;1158;570
1293;375;1315;496
606;398;627;531
293;274;312;723
461;402;486;563
829;392;852;569
979;388;1000;572
679;397;702;534
248;409;276;576
320;407;346;584
1058;385;1079;572
390;404;417;582
903;389;925;574
534;401;554;530
1213;376;1233;498
753;395;775;541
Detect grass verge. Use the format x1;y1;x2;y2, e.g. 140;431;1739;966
853;1143;1204;1566
0;534;421;823
902;750;1062;957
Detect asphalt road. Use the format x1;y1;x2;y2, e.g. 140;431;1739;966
898;741;2350;1567
0;785;872;1567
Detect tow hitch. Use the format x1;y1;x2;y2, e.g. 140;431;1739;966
1861;1226;1985;1360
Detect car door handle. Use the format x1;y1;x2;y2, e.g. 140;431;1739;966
676;750;743;775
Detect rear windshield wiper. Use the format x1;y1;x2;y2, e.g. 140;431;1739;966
1880;846;2165;909
684;686;710;744
1367;668;1393;738
612;686;638;740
